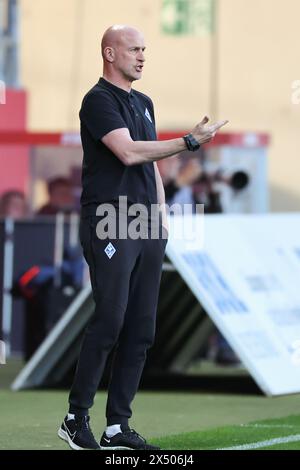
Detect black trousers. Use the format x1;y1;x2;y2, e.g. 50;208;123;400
69;214;167;426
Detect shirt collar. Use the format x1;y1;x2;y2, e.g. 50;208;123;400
98;77;134;99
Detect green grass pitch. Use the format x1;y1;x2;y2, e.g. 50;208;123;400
1;360;300;450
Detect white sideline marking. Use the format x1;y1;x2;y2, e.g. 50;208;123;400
218;434;300;450
240;424;297;429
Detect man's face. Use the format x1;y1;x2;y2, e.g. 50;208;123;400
113;30;146;82
50;184;73;208
5;196;27;219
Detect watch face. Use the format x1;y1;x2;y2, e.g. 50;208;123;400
190;135;200;151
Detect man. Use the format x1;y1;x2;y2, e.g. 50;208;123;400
0;190;27;219
58;24;228;450
37;177;75;215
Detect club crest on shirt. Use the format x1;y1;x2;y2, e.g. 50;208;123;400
104;242;116;259
145;107;152;123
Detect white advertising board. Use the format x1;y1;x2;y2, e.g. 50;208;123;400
166;213;300;396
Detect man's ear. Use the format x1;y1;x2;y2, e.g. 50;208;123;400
104;47;115;63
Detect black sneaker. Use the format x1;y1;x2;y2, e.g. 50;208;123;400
58;415;100;450
100;426;160;450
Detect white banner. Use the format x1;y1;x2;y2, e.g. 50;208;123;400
166;213;300;395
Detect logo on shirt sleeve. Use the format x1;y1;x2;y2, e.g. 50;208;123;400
145;107;153;123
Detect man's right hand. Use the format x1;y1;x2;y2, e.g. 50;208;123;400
191;116;229;145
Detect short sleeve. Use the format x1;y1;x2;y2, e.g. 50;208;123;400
80;91;128;142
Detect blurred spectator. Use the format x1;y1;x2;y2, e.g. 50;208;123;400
36;177;77;215
162;156;202;207
162;154;224;213
0;190;28;219
13;245;84;360
161;156;240;367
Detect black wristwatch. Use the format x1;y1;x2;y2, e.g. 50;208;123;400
183;133;200;152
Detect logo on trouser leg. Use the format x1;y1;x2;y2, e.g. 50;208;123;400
104;242;116;259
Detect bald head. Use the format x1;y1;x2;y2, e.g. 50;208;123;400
101;25;144;59
101;25;146;88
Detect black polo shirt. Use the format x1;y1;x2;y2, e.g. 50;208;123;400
79;77;158;212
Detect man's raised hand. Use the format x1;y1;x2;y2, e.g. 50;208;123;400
192;116;229;145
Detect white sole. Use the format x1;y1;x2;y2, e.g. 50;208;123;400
58;427;84;450
100;445;135;450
